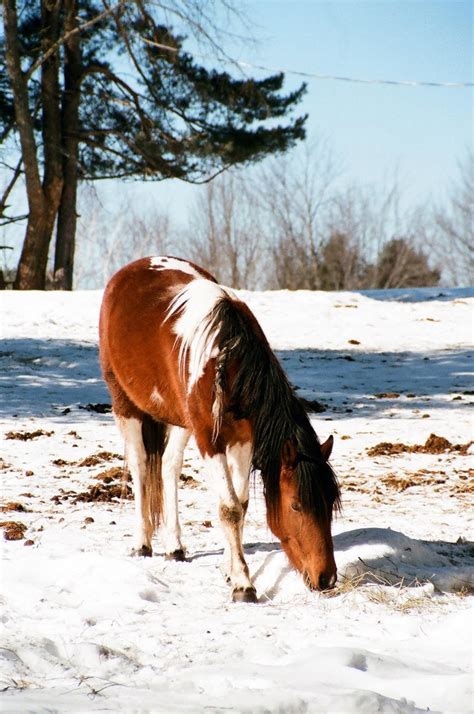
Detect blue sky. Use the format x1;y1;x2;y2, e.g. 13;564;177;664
244;1;472;191
126;0;472;221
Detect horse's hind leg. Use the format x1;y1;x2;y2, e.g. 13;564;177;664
114;414;166;556
161;425;190;561
115;414;156;556
104;368;165;556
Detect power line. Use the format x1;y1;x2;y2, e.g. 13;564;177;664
236;61;474;89
142;38;473;89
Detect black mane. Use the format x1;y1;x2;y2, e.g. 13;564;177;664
210;297;341;522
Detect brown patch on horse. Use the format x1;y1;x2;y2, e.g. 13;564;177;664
219;504;242;526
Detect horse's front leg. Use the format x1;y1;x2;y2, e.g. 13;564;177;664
204;452;256;603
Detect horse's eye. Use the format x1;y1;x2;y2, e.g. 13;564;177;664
291;501;302;512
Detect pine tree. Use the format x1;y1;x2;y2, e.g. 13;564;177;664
1;1;306;288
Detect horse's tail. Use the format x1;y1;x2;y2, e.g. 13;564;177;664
140;415;167;533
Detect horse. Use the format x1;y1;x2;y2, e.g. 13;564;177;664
99;256;341;603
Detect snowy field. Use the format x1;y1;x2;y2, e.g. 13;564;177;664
1;283;473;713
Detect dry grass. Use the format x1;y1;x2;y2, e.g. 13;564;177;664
5;430;54;441
0;521;27;540
368;433;473;457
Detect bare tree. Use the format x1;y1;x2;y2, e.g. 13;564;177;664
73;185;173;288
258;139;342;289
431;151;473;286
184;170;263;288
318;232;368;290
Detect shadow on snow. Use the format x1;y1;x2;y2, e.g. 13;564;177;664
0;337;472;420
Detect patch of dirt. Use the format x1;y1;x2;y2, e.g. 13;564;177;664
179;474;200;488
5;429;54;441
381;470;447;492
368;433;473;457
0;521;27;540
77;451;122;467
52;458;72;467
79;403;112;414
52;466;131;504
95;466;129;483
0;502;28;513
73;481;132;504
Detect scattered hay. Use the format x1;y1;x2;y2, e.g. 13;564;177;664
0;521;27;540
381;471;447;492
5;429;54;441
95;466;129;483
179;474;200;488
451;478;474;495
0;502;28;513
368;433;473;457
77;451;122;467
52;458;72;467
52;467;131;504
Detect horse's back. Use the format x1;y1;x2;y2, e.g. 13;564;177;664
99;256;217;426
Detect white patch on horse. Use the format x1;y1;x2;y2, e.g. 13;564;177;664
161;426;189;555
150;386;164;407
149;256;201;278
165;278;237;393
226;441;252;504
114;415;150;551
203;453;254;593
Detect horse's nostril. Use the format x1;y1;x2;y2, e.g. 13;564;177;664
319;571;337;591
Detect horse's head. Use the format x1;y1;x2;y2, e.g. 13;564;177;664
267;435;339;592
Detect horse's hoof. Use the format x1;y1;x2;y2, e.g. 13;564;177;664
131;545;153;557
232;587;257;603
165;548;186;562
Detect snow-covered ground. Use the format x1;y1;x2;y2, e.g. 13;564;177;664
1;284;473;713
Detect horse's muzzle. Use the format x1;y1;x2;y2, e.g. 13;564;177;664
304;570;337;592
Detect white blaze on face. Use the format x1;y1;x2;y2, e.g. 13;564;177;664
166;278;236;391
149;256;202;278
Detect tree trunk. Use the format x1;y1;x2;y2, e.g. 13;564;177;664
54;0;81;290
3;0;63;289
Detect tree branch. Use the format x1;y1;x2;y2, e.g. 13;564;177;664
0;156;23;218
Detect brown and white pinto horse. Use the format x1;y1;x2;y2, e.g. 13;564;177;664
99;256;340;602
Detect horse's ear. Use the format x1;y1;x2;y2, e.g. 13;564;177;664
281;437;298;470
320;435;334;462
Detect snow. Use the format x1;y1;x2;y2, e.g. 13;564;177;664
1;285;473;713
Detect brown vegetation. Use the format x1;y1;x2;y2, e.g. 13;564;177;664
6;429;54;440
0;521;27;540
368;433;473;457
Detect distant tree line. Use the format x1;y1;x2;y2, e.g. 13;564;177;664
63;143;471;291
